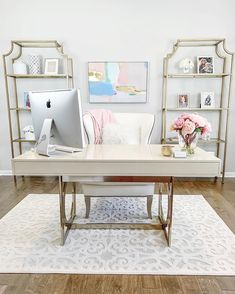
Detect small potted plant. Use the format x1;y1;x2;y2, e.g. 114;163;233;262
171;113;211;155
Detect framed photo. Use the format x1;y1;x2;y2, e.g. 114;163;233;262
44;58;59;74
178;93;190;108
88;62;148;103
23;91;31;108
197;56;214;74
200;92;215;108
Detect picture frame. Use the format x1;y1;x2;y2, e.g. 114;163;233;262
23;91;31;108
88;61;148;103
197;56;214;74
44;58;59;75
200;92;215;108
178;93;190;108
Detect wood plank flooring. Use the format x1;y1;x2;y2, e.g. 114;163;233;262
0;176;234;294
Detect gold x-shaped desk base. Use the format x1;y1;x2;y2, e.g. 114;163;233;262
58;176;174;246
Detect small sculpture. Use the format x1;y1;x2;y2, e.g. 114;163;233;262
179;58;194;73
23;125;35;140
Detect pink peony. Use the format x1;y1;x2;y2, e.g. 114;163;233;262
181;119;196;136
171;113;212;136
189;114;206;128
202;122;212;135
180;113;191;120
173;117;185;130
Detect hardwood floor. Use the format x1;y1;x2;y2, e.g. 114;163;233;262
0;176;234;294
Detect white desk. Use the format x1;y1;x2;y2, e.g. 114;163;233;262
12;145;221;246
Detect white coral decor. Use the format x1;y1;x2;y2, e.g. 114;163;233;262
23;125;35;140
179;58;194;73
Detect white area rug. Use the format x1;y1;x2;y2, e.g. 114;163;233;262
0;194;235;275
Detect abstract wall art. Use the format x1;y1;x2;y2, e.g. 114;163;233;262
88;62;148;103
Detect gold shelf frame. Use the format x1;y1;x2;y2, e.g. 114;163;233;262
3;40;74;163
161;39;234;184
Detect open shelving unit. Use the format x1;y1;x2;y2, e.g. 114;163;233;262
3;40;74;160
161;39;234;183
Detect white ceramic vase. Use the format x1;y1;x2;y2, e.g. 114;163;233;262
29;55;41;74
13;61;27;74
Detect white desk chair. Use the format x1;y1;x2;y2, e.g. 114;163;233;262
63;113;155;218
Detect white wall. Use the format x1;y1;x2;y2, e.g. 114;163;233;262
0;0;235;172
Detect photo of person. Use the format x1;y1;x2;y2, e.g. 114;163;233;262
197;56;214;74
24;91;31;108
178;94;189;108
201;92;215;108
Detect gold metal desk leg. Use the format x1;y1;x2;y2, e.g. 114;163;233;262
59;176;77;246
58;176;174;246
158;177;174;246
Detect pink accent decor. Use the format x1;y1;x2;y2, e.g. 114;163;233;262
171;113;212;154
85;109;116;144
171;113;211;136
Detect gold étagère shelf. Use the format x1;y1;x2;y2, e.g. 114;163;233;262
7;74;72;78
161;38;234;183
3;40;74;162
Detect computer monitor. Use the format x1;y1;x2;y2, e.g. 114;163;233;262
29;89;85;156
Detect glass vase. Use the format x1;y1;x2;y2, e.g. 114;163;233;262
178;132;199;155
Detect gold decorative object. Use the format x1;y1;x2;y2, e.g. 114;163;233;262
161;145;174;157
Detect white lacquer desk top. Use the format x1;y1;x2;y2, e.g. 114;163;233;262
12;144;221;177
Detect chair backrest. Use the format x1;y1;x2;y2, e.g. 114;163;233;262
83;113;155;144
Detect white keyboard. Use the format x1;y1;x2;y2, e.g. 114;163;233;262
53;145;83;153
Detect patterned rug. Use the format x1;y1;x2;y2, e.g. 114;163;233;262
0;194;234;275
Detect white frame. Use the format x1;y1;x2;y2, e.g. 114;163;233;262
197;56;214;74
200;92;215;108
44;58;59;75
177;93;190;108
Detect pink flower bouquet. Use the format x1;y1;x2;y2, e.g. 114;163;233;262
171;113;212;154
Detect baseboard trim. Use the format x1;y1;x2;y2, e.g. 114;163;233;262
0;170;12;176
223;172;235;178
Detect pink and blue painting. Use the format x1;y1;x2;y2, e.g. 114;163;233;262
88;62;148;103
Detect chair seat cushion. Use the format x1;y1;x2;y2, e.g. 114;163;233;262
82;182;155;196
63;176;155;196
63;176;104;182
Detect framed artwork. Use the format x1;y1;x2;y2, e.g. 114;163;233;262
23;91;31;108
200;92;215;108
197;56;214;74
44;58;59;75
88;62;148;103
178;93;190;108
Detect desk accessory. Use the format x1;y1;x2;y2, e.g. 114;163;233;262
171;113;211;155
161;145;174;157
173;150;187;158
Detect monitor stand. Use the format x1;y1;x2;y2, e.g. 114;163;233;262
36;119;83;156
36;118;53;156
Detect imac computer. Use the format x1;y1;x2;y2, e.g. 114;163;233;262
29;88;86;156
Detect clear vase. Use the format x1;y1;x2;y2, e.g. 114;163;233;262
178;132;199;155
